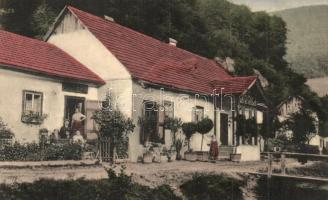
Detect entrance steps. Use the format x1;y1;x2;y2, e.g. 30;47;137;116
218;146;235;160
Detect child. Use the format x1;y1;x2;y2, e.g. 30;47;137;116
50;129;60;144
72;130;85;145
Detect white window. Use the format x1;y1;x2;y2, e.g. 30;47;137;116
164;101;174;119
23;91;43;115
193;106;204;122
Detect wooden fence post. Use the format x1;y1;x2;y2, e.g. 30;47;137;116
268;153;272;178
281;153;286;175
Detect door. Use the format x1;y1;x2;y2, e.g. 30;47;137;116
220;113;229;145
141;101;159;144
64;96;86;134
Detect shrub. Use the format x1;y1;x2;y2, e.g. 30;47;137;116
43;143;83;160
182;122;197;151
164;117;183;143
0;143;83;161
255;176;328;200
0;118;14;139
197;117;213;151
0;143;40;161
0;166;181;200
180;174;244;200
93;94;135;162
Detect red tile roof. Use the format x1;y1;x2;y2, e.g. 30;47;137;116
66;6;256;94
0;30;105;85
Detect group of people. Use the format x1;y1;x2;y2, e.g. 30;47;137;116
49;107;87;145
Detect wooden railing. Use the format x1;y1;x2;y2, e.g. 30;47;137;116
259;152;328;181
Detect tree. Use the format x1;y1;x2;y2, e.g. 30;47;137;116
182;122;197;151
164;117;183;144
285;108;317;145
92;94;135;162
0;117;14;139
31;2;56;39
197;117;213;151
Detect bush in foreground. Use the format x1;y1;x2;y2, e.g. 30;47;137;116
0;166;180;200
180;174;244;200
255;176;328;200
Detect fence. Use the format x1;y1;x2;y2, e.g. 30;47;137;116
97;137;111;162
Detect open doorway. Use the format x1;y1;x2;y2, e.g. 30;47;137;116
64;96;86;135
220;113;229;145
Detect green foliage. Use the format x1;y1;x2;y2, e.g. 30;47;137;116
164;117;183;143
31;2;56;39
0;143;83;161
164;117;183;134
180;174;244;200
182;122;197;151
197;117;213;151
182;122;197;139
284;108;317;145
93;94;135;159
236;115;257;137
196;117;213;135
0;117;14;139
0;165;180;200
174;138;183;160
255;176;328;200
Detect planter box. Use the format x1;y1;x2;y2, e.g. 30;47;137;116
196;151;209;162
143;153;153;163
184;152;197;161
230;153;241;162
168;153;176;162
160;155;168;163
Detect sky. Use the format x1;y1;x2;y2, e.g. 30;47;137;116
229;0;328;12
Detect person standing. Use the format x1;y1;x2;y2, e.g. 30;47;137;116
209;134;219;160
71;107;86;138
59;119;71;139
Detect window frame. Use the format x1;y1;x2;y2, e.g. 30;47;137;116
22;90;43;116
193;106;204;122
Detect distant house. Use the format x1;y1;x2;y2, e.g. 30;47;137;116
0;30;105;142
43;6;270;162
276;95;322;146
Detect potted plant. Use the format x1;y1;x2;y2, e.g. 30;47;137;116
160;147;169;162
143;148;154;163
196;117;213;161
164;117;182;144
21;112;48;125
175;138;184;160
182;122;197;161
185;148;197;161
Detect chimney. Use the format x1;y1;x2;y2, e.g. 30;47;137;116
169;38;177;46
104;15;114;22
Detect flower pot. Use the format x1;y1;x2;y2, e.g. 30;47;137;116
230;153;241;162
168;152;176;162
184;152;197;161
143;153;153;163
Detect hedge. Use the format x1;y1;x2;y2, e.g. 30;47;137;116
0;143;83;161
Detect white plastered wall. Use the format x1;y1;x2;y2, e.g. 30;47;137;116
0;68;98;143
130;83;215;162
